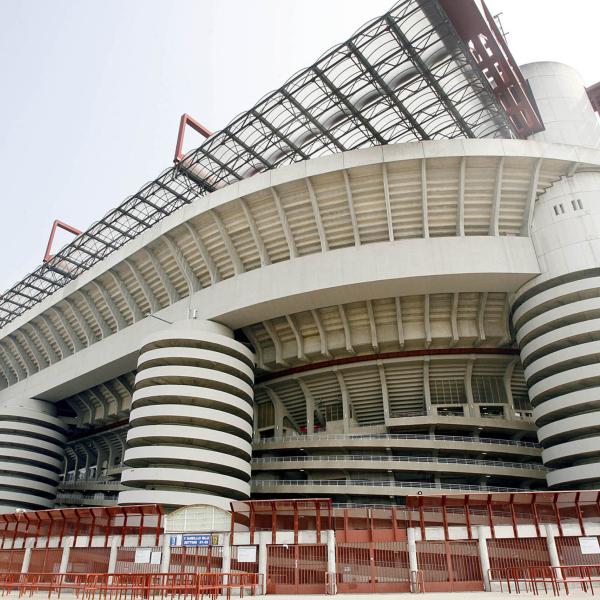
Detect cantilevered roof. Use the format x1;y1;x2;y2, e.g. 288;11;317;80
0;0;525;329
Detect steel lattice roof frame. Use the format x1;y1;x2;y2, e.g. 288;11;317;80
0;0;516;329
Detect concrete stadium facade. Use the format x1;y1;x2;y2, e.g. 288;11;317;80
0;1;600;514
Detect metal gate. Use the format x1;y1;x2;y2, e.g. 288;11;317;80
67;547;111;573
416;540;483;592
28;548;63;574
336;541;410;593
487;537;550;570
0;549;24;573
231;546;259;574
169;546;223;573
114;546;162;574
266;544;327;594
556;536;600;566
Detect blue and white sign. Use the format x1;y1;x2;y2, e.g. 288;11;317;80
182;534;212;547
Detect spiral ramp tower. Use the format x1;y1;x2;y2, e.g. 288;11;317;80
118;320;255;510
0;398;66;512
513;63;600;489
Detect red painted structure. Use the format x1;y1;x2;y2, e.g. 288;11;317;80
173;114;212;163
231;492;600;594
439;0;544;138
231;491;599;544
0;505;163;549
587;82;600;114
43;220;82;263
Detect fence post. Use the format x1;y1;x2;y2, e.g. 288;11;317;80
160;534;171;573
477;526;491;592
326;528;336;591
59;536;74;574
222;539;231;589
21;539;34;574
407;527;418;588
108;536;120;574
258;531;268;595
544;523;560;568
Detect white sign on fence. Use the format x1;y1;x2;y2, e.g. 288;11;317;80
579;537;600;554
150;551;162;565
134;548;152;563
237;546;257;563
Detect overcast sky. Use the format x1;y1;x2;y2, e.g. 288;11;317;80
0;0;598;291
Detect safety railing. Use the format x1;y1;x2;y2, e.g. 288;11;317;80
60;480;123;490
251;454;546;471
254;432;540;449
252;479;523;492
489;565;600;596
388;410;428;418
0;571;262;600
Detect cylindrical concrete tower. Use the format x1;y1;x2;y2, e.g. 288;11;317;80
0;398;66;512
513;62;600;488
521;61;600;148
118;320;255;510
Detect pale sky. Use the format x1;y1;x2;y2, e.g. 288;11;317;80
0;0;598;291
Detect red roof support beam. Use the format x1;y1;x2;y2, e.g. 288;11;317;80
43;220;82;263
464;496;472;540
587;82;600;114
509;494;518;539
553;493;563;537
438;0;544;138
575;492;586;536
173;114;212;163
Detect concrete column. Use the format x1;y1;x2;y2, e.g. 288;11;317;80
160;535;171;573
544;523;561;568
326;530;336;575
422;360;432;414
477;526;491;592
58;537;73;574
20;547;32;574
407;527;418;592
222;541;231;586
258;532;268;595
107;537;120;574
465;358;476;417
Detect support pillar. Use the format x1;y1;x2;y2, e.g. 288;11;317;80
544;523;561;568
407;527;418;592
118;320;254;510
20;545;32;574
258;531;268;595
107;537;119;574
160;534;171;573
326;529;336;575
58;537;73;574
222;541;231;587
477;526;491;592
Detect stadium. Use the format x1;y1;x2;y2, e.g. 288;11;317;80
0;0;600;594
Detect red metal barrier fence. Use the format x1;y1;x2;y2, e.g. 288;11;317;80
0;571;261;600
